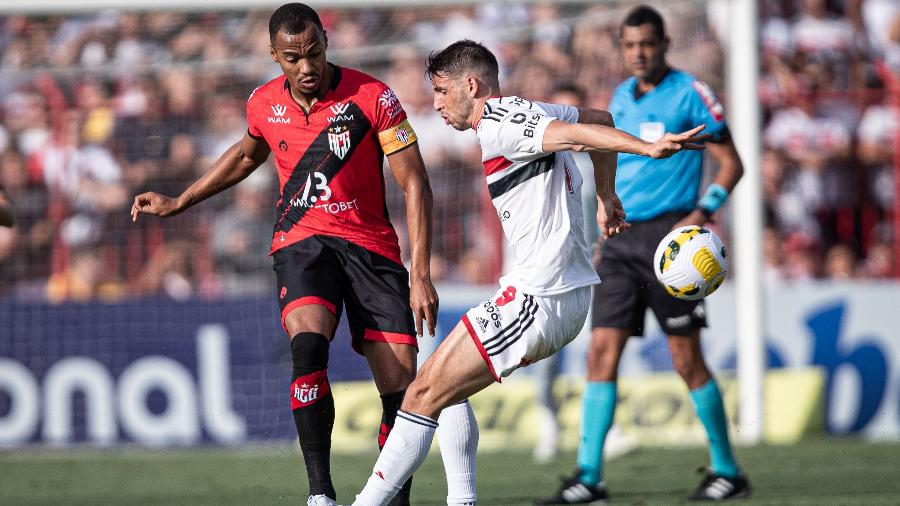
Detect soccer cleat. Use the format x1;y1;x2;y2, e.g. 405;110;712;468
532;406;560;463
687;468;751;501
534;471;608;505
308;494;338;506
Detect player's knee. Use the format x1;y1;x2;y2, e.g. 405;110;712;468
291;332;330;374
587;340;620;379
671;351;710;388
401;378;440;417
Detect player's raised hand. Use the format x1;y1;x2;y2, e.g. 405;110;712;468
597;193;631;239
410;275;438;337
646;124;711;159
130;192;183;222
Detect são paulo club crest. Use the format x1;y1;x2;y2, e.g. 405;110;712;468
328;125;351;159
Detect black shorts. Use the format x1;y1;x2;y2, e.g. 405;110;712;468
273;235;416;354
591;211;706;336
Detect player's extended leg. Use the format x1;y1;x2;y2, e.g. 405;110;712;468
353;321;495;506
361;340;416;506
667;330;750;500
285;305;339;504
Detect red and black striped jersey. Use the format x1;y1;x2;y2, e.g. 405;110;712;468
247;65;418;264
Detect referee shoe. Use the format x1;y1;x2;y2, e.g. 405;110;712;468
687;468;751;501
534;470;608;505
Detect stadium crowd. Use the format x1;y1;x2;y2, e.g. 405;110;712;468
0;0;897;301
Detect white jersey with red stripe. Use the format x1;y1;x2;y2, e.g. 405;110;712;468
476;96;600;295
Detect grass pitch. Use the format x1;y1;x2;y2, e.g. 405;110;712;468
1;438;898;505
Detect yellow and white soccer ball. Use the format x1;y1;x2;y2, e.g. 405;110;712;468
653;225;728;300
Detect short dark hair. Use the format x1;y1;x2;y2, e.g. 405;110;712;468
425;40;499;84
552;82;587;104
620;5;666;40
269;3;323;42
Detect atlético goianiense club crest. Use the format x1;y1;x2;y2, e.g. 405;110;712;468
328;125;351;159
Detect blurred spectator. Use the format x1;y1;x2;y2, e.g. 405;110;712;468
823;243;859;279
46;246;123;303
791;0;859;88
857;97;897;210
762;226;785;285
782;232;821;281
132;239;199;300
211;169;275;294
764;90;855;239
859;240;895;278
861;0;900;71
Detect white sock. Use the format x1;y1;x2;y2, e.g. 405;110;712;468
437;400;479;505
353;411;437;506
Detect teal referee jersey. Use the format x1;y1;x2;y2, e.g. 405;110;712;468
609;69;728;221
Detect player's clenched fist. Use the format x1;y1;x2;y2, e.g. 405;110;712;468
130;192;184;221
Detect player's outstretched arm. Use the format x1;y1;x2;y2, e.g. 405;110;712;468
387;143;438;337
542;121;710;159
131;133;270;222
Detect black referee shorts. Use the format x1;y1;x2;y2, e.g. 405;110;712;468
591;211;707;336
273;235;417;354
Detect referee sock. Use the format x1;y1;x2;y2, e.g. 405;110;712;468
576;381;617;486
290;332;336;500
379;390;413;506
437;400;479;505
690;379;739;478
354;411;437;506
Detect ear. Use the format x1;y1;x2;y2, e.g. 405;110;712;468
269;44;278;63
322;29;329;49
466;76;480;98
662;36;670;53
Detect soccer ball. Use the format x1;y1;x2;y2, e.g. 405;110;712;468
653;225;728;300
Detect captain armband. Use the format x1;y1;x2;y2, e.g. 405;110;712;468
378;119;418;155
696;183;729;217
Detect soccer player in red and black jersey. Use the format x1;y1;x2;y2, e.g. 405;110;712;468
131;4;478;506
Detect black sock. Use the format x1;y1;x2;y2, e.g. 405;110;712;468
380;390;414;506
290;332;335;500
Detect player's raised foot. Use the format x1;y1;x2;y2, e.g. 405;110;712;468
308;494;338;506
534;471;608;505
687;468;751;501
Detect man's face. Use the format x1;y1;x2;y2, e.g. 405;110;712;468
431;73;474;131
620;24;667;80
270;24;328;97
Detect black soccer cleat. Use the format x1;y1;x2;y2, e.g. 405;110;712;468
534;470;608;505
688;468;751;501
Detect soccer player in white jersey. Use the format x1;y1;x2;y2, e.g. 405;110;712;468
350;40;709;506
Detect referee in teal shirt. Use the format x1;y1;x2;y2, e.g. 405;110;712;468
537;5;747;504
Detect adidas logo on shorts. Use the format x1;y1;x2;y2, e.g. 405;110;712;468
476;317;489;332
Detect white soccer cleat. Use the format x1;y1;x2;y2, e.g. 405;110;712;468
307;494;338;506
603;425;639;460
533;405;561;463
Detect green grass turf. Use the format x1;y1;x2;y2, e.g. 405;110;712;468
1;438;899;505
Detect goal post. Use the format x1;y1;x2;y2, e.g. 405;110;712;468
727;0;764;445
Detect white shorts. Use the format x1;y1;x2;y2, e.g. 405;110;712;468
461;284;591;381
